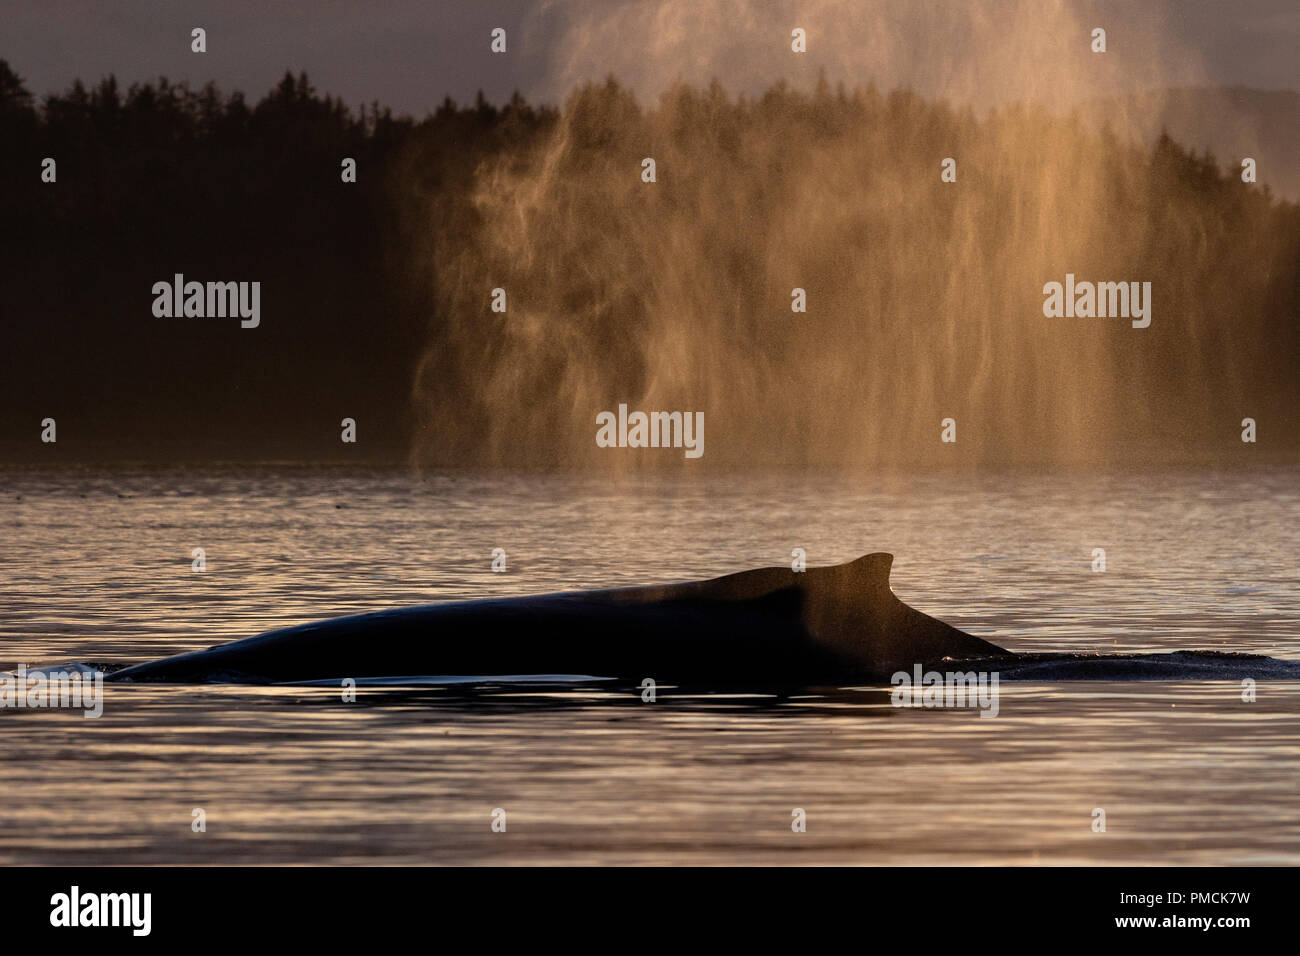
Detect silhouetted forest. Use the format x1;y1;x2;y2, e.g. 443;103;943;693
1;62;1296;466
0;62;555;462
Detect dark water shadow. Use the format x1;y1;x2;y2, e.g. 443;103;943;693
271;680;899;718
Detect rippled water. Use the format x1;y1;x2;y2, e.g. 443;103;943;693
1;465;1297;864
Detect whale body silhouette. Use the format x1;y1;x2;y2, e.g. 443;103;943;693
108;552;1010;684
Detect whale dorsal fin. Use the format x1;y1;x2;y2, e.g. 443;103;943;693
800;552;896;642
630;552;1005;671
801;552;1009;668
824;551;893;596
661;551;896;604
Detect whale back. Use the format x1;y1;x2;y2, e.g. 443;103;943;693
109;551;1008;684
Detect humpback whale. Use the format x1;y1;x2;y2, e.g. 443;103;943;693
108;552;1010;685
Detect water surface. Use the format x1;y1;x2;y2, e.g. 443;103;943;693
1;466;1297;864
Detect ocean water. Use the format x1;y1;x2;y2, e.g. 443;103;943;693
0;465;1297;864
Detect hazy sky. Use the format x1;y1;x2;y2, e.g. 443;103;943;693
2;0;1298;113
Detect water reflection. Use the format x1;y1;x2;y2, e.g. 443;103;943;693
0;465;1297;864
